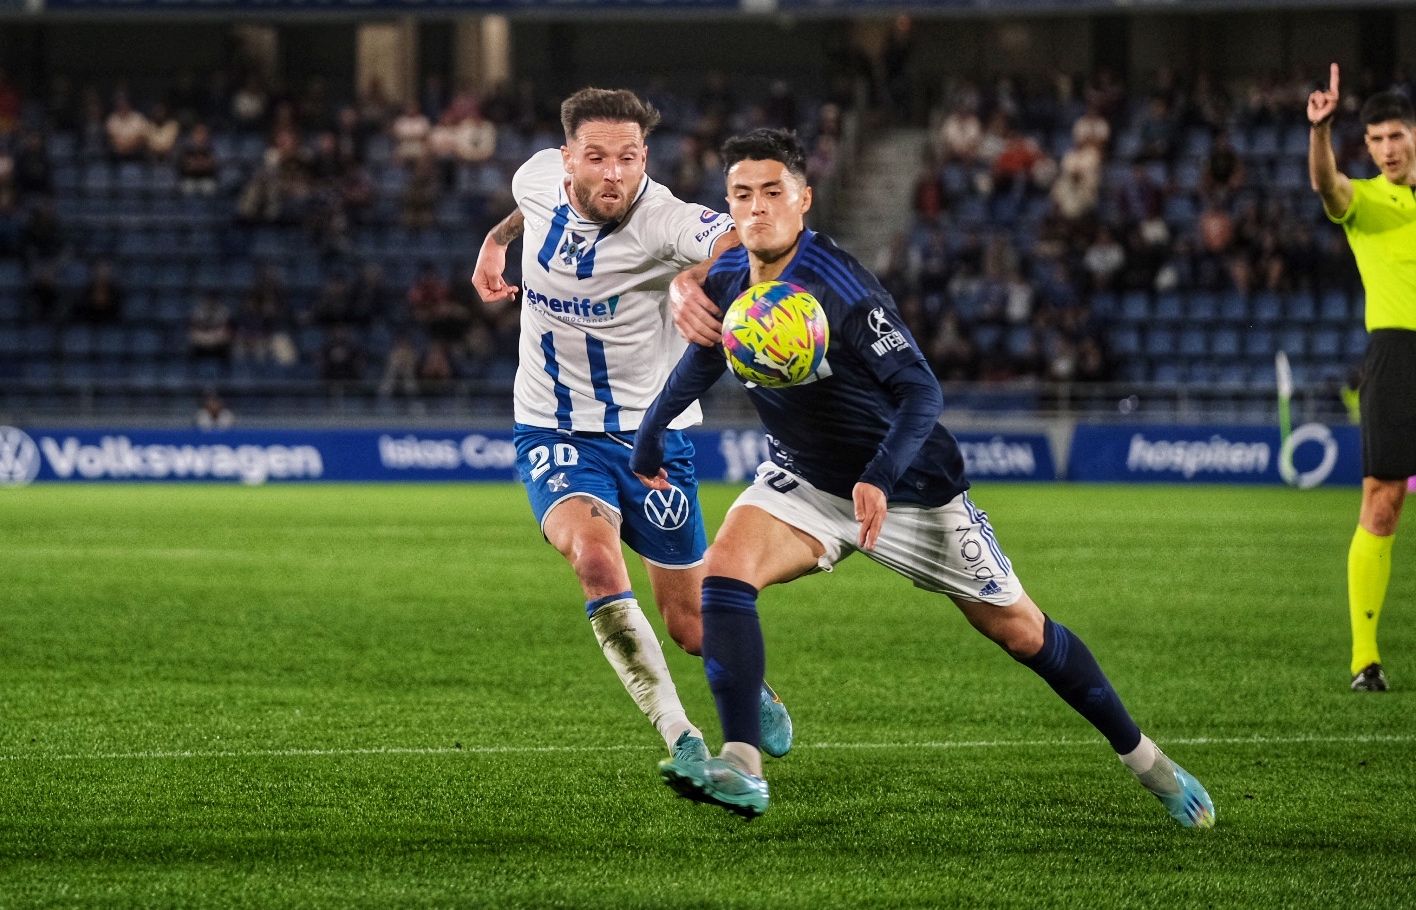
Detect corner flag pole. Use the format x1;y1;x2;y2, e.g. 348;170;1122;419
1275;350;1294;446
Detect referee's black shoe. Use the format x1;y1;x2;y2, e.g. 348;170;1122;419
1351;663;1390;692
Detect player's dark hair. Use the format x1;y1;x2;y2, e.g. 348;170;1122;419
721;128;809;181
560;88;661;142
1361;90;1416;127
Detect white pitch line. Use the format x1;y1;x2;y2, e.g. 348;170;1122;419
2;733;1411;764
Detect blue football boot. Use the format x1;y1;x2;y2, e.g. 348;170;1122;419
759;682;793;758
1135;750;1216;829
660;755;769;819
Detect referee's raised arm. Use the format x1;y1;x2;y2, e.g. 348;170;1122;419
1307;62;1354;219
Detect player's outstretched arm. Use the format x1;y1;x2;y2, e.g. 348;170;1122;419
472;209;525;304
670;229;739;347
1307;62;1353;218
631;342;728;488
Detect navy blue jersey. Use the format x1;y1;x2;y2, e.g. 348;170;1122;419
636;230;969;507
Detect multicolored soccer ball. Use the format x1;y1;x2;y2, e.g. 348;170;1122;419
721;281;829;388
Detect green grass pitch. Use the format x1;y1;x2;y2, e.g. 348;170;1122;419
2;483;1412;908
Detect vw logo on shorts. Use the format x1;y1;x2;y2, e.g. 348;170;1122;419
644;485;690;530
0;426;41;487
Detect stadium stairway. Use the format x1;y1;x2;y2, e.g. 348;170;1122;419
829;127;928;267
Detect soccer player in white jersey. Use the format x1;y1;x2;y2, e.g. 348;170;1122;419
471;88;793;771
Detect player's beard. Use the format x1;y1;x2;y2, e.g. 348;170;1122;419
571;176;636;222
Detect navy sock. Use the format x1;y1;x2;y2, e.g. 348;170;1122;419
700;576;764;748
1019;616;1142;754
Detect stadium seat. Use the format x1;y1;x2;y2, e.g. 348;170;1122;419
1209;326;1241;359
1178;327;1208;357
1187;291;1218;321
1106;326;1140;357
1243;329;1275;360
1310;328;1342;360
1144;328;1176;357
1251;291;1282;324
1151;361;1182;385
1345;326;1369;358
1154;292;1183;323
1121;290;1151;322
1285;291;1316;322
1277;327;1307;358
1319;290;1349;322
1217;289;1249;323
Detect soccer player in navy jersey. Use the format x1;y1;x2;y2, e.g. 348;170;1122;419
631;128;1215;826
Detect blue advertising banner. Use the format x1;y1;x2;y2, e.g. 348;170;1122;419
0;425;1058;486
1067;423;1362;487
0;426;520;485
692;428;1056;483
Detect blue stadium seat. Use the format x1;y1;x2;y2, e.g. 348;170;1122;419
1345;326;1369;358
1187;291;1218;321
1209;326;1241;359
1154;292;1183;323
1251;291;1282;324
1105;326;1140;358
81;163;113;197
1281;124;1310;156
1121;290;1151;322
1285;291;1316;322
973;324;1003;354
0;261;23;291
1310;328;1342;360
1213;289;1247;323
1151;360;1182;385
60;326;95;359
1178;327;1207;357
1185;361;1219;384
1247;125;1280;159
1182;127;1212;159
1319;290;1349;322
1243;329;1275;360
1276;327;1307;358
1144;328;1176;357
1090;291;1119;318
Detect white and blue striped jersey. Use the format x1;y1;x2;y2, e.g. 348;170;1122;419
511;148;734;432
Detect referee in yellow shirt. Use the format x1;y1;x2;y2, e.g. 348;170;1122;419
1308;63;1416;692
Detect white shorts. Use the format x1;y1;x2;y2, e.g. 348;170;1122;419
730;463;1025;605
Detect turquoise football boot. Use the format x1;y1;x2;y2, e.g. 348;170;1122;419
658;731;711;803
660;755;769;819
759;682;794;758
1135;751;1216;829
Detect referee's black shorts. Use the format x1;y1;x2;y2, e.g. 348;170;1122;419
1360;328;1416;480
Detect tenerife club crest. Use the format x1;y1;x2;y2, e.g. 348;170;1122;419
558;231;590;267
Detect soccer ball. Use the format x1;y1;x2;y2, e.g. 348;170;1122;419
721;280;829;388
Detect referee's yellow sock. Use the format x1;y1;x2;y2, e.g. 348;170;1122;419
1348;526;1393;675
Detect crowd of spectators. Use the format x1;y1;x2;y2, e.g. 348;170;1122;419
0;65;845;406
5;57;1406;408
882;66;1405;387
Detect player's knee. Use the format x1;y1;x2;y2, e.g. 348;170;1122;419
660;606;702;655
980;608;1044;659
570;542;628;594
997;622;1045;660
703;542;754;580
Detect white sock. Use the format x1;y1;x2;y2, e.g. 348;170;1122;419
720;741;763;777
1118;734;1161;775
588;597;696;750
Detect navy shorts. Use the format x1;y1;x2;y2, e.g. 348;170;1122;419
514;423;707;568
